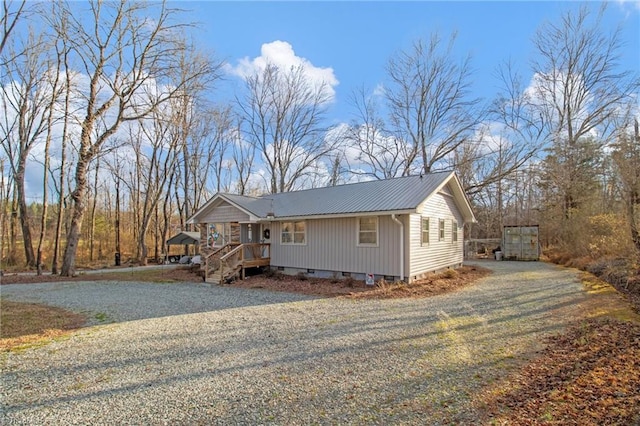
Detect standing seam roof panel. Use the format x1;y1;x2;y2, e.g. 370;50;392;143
222;172;453;218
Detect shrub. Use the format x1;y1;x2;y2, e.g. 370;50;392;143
586;260;609;277
344;276;355;287
296;272;308;281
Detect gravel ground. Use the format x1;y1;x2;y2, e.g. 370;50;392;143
1;261;589;425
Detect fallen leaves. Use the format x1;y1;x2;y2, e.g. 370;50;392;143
479;318;640;425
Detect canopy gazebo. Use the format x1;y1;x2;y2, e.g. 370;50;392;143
165;231;200;263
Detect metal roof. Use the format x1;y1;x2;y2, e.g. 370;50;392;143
188;171;475;223
166;231;200;245
265;172;453;217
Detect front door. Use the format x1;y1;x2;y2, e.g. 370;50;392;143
260;223;271;258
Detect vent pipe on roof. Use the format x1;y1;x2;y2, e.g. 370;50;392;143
391;214;404;282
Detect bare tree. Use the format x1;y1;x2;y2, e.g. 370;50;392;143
531;5;639;217
35;32;67;274
46;1;214;276
49;12;75;274
0;155;12;267
132;110;181;265
459;61;544;200
238;63;334;193
232;119;256;195
386;32;484;174
185;104;233;206
611;119;640;260
166;43;223;228
343;86;417;179
1;0;26;55
0;28;60;267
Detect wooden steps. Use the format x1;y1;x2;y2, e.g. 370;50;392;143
205;265;241;284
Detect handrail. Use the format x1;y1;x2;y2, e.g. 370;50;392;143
205;242;240;260
218;244;243;282
219;244;243;262
204;243;235;281
205;242;271;283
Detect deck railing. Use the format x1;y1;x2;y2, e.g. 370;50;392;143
204;243;270;282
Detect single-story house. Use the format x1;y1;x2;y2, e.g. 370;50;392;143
186;171;475;284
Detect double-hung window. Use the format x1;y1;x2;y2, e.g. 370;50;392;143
281;221;306;245
358;217;378;246
421;217;430;245
452;220;458;242
439;219;445;241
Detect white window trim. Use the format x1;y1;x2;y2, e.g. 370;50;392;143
207;222;230;248
421;217;430;246
280;220;307;246
357;216;379;247
452;220;458;243
439;219;446;241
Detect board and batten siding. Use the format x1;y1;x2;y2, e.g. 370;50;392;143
408;190;464;279
201;201;250;223
269;215;403;277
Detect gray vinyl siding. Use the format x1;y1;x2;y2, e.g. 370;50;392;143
408;192;464;278
269;215;403;277
202;201;250;223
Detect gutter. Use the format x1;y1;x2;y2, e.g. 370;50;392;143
390;214;404;282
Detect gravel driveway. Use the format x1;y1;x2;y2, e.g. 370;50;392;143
1;261;589;424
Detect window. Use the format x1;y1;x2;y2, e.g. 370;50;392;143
421;217;430;245
358;216;378;246
207;223;230;247
281;221;306;245
452;220;458;242
439;219;445;241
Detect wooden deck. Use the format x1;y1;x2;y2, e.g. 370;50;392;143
204;243;270;284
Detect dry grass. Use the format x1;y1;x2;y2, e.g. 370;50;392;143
0;299;86;352
231;265;492;299
476;271;640;425
0;266;200;285
346;266;490;299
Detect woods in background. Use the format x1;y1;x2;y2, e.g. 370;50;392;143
1;1;638;274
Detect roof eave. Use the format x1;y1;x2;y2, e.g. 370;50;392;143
187;193;260;224
256;209;417;222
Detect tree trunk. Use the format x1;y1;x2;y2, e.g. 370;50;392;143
7;189;18;266
15;162;36;267
89;158;100;262
138;215;152;266
52;47;71;275
115;175;120;260
36;116;55;275
0;158;8;269
60;154;90;276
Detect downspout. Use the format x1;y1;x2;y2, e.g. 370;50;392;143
391;214;404;282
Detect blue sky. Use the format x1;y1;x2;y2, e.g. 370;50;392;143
182;1;640;124
4;1;640;199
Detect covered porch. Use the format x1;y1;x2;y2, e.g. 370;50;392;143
200;221;272;284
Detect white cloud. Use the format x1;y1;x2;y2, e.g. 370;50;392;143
616;0;640;12
227;40;339;102
372;83;385;97
524;71;598;141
